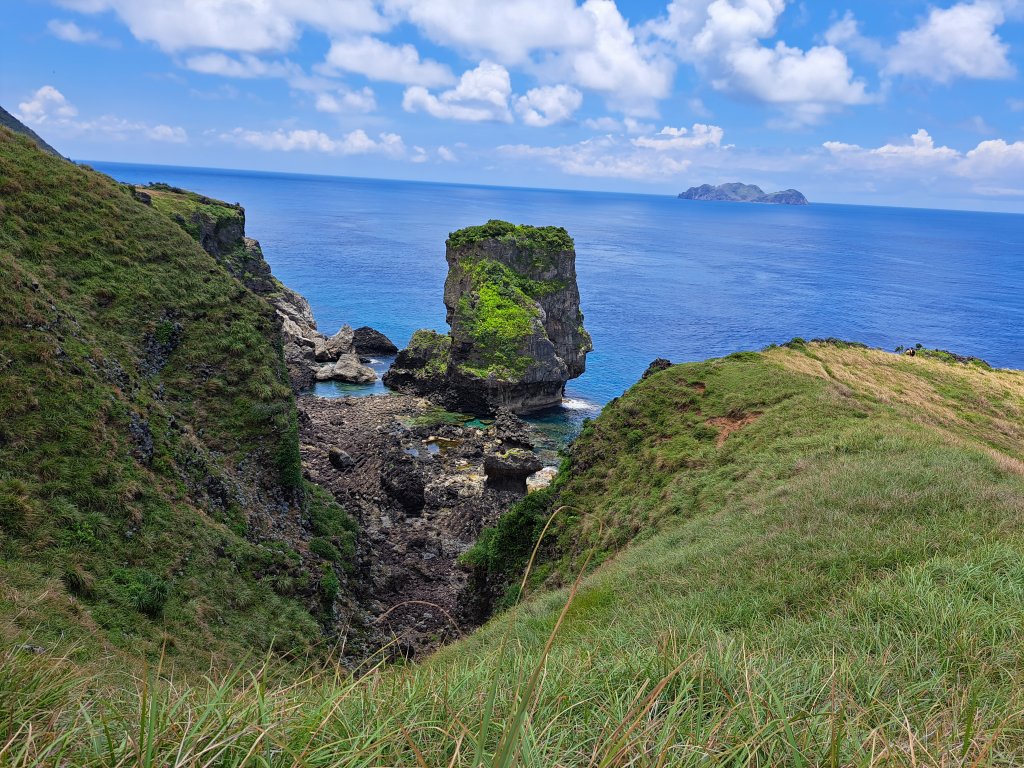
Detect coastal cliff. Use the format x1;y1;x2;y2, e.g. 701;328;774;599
385;220;592;414
141;183;378;391
679;182;809;205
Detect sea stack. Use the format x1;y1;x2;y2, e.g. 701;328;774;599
384;220;592;414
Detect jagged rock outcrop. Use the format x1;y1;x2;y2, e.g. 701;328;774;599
143;184;377;390
384;220;592;414
678;183;809;205
353;326;398;355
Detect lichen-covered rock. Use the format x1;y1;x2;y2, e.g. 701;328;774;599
385;220;591;414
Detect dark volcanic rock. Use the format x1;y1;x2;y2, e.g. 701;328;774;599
297;393;543;656
328;448;355;470
678;182;808;205
483;448;543;492
384;220;592;414
642;358;673;379
353;326;398;355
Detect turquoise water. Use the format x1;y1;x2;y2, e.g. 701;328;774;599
93;161;1024;433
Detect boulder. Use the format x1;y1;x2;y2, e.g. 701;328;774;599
328;447;355;470
483;447;544;492
315;354;376;384
315;325;356;362
384;220;592;414
353;326;398;355
642;358;673;379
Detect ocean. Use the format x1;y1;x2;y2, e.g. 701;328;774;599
92;161;1024;436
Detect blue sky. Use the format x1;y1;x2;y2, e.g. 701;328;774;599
3;0;1024;211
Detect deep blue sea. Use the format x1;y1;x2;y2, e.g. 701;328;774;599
92;161;1024;435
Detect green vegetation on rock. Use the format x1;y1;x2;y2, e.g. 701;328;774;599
454;261;540;379
447;218;574;256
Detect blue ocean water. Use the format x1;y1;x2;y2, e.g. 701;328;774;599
93;162;1024;422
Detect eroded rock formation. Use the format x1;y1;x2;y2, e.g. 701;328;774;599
384;220;592;414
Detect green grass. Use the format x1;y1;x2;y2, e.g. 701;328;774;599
5;341;1024;764
447;219;574;257
0;129;348;668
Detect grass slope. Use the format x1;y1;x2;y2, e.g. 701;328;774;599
5;340;1024;765
0;129;345;669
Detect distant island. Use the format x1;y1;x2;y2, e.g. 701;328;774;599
679;183;809;205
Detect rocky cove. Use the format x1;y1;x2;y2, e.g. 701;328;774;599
147;185;587;659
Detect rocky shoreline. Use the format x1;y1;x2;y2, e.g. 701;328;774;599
298;393;551;657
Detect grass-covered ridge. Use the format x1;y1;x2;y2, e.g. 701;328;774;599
0;128;349;668
8;340;1024;765
447;219;574;256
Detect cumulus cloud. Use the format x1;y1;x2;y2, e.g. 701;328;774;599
384;0;673;115
437;145;458;162
323;37;454;87
823;129;1024;193
56;0;388;52
886;1;1015;83
632;123;725;151
315;88;376;114
16;85;187;142
515;85;583;127
184;53;295;79
47;19;117;46
18;85;78;124
403;61;513;122
221;126;405;156
500;121;727;180
649;0;872;124
381;0;593;64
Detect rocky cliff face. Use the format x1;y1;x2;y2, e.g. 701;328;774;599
678;182;808;205
143;184;377;391
384;220;592;414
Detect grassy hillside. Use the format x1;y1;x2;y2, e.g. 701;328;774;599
0;128;351;668
6;340;1024;765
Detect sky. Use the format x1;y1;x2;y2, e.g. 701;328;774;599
3;0;1024;212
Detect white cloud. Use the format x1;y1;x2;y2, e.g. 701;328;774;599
960;138;1024;178
385;0;673;115
632;123;725;151
583;116;655;134
500;121;727;180
824;129;960;169
515;85;583;127
56;0;388;52
221;127;404;156
403;61;513;122
323;37;454;87
18;85;78;124
315;87;376;114
1009;98;1024;112
381;0;592;64
823;129;1024;192
16;85;187;143
649;0;871;124
47;19;115;46
184;53;295;79
556;0;675;115
437;145;457;162
823;12;883;63
886;2;1015;83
